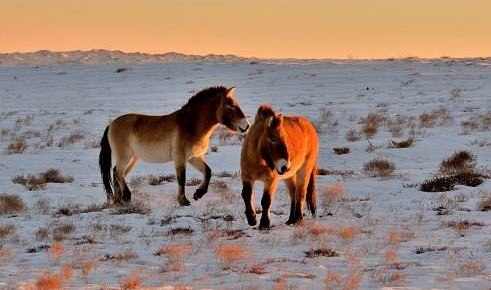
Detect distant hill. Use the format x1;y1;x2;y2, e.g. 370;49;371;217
0;50;489;66
0;49;257;66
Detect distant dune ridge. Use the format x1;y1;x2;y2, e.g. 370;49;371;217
1;49;490;66
0;49;255;66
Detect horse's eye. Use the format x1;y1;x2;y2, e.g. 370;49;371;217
268;138;278;144
225;104;235;110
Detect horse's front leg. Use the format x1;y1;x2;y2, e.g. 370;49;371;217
189;157;212;200
259;179;278;230
175;162;191;206
241;181;257;226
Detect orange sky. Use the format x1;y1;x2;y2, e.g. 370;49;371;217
1;0;491;59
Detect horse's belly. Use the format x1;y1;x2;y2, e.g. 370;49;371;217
133;142;173;164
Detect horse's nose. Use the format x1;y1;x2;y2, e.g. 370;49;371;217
276;159;290;175
239;119;250;133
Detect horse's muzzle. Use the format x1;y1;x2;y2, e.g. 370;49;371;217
275;159;290;175
238;118;250;133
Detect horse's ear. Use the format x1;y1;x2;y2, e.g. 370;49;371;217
257;104;275;121
266;116;274;128
227;86;236;95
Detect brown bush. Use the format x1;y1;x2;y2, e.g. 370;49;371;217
0;193;26;215
5;138;28;154
333;147;350;155
57;130;84;147
305;248;339;258
12;169;74;190
36;272;62;290
215;244;249;269
389;138;413;149
345;129;362;142
439;150;476;175
419;107;453;128
52;221;75;241
362;112;384;138
477;192;491;211
0;224;15;239
363;158;395;177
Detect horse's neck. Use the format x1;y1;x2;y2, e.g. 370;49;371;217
178;104;219;137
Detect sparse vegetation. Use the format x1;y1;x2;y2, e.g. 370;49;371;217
305;248;339;258
0;193;26;215
439;150;476;175
363;158;395;177
215;244;249;269
346;129;362;142
12;168;74;190
5;138;28;154
477;191;491;211
389;138;413;149
333;147;350;155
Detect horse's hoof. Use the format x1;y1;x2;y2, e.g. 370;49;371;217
259;220;270;230
178;197;191;206
193;188;207;200
246;214;257;226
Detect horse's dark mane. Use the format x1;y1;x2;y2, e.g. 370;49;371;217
182;86;228;109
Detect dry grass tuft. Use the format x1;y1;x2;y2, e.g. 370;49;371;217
57;130;84;147
0;193;26;215
52;221;75;241
389;138;413;149
477;191;491;211
363;158;395;177
111;201;150;215
168;227;194;236
414;245;447;254
155;244;192;272
103;249;137;261
36;272;62;290
305;248;339;258
12;168;74;190
361;112;385;138
325;270;363;290
333;147;350;155
0;224;15;239
5;138;28;154
147;174;176;186
420;172;484;192
419;107;453;128
338;226;358;244
439;150;476;175
215;244;249;269
345;129;362;142
120;274;141;290
447;220;485;236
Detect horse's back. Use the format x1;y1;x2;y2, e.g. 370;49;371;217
108;113;179;163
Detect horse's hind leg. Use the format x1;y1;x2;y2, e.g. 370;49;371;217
113;157;134;204
189;157;212;200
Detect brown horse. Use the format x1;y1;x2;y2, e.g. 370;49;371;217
99;86;249;205
240;104;319;229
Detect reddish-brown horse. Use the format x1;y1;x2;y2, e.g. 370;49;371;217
240;104;319;229
99;86;249;205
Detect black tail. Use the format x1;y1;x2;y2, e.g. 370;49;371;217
306;166;317;217
99;126;113;201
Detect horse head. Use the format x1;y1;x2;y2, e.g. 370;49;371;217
257;105;291;175
217;86;250;133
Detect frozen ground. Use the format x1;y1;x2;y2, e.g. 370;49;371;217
1;53;491;289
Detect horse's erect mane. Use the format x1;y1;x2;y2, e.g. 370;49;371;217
183;86;228;108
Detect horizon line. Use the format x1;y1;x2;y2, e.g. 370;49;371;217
1;48;490;62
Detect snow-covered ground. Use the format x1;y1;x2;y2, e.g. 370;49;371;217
1;53;491;289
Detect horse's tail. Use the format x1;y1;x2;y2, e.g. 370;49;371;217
99;126;113;201
306;166;317;217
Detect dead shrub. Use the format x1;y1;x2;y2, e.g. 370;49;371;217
333;147;350;155
363;158;395;177
477;192;491;211
36;227;50;241
111;201;150;215
186;178;201;186
0;193;26;215
305;248;339;258
389;138;413;149
120;274;141;290
414;245;447;254
458;259;486;276
215;244;249;269
419;107;453;128
12;169;74;190
0;224;15;239
439;150;476;175
155;244;192;271
57;130;84;147
5;138;27;154
168;227;194;236
361;112;384;138
420;176;455;192
102;250;137;261
110;224;131;236
147;174;176;186
52;221;75;241
345;129;361;142
338;226;358;244
36;272;62;290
